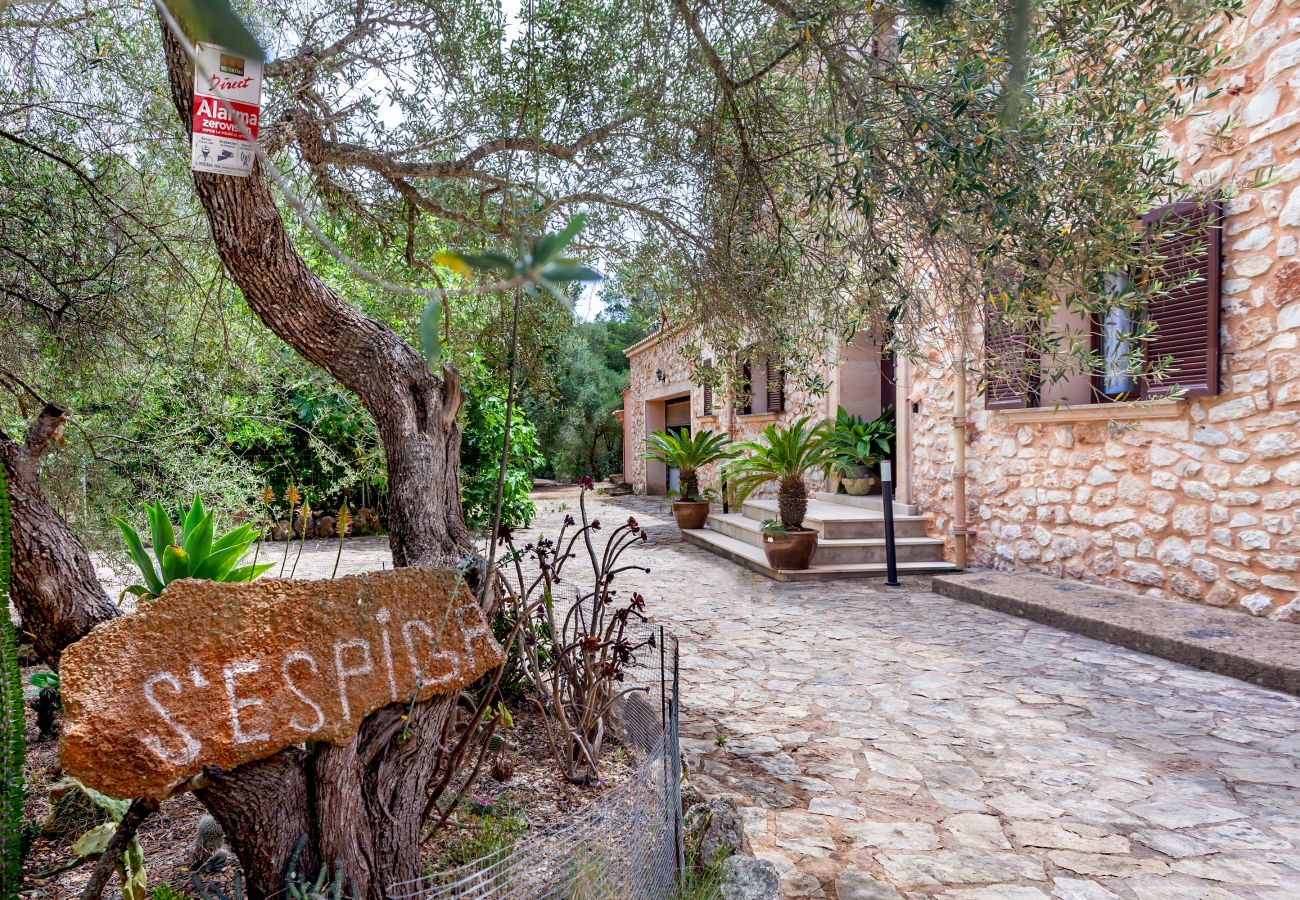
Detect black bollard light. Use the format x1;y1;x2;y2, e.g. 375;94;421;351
881;460;900;586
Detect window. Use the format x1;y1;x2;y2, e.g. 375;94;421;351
733;354;784;415
700;359;714;415
1097;273;1139;400
985;199;1222;410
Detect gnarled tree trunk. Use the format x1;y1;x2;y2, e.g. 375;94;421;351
0;22;484;900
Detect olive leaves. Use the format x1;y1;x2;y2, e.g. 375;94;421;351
420;214;602;367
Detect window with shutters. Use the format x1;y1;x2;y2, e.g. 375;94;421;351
984;199;1222;410
737;360;753;414
700;360;715;415
983;309;1041;410
765;357;785;413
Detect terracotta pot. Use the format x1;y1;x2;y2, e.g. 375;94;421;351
671;500;711;530
762;527;818;570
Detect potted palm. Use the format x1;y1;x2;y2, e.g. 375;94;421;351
826;406;895;496
642;429;737;530
725;416;833;570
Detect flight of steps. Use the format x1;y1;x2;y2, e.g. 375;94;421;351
680;492;957;581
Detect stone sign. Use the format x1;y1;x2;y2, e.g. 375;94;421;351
60;568;502;799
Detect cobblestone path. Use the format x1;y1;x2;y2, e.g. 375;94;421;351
302;489;1300;899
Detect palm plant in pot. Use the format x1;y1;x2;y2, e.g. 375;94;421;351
642;429;737;530
725;417;833;570
826;406;895;496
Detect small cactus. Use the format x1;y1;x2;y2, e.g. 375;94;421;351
188;814;225;869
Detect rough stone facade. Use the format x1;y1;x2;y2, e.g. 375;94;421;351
620;0;1300;621
623;328;835;498
910;0;1300;622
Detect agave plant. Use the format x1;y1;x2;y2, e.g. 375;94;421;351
641;429;737;502
114;495;274;602
724;416;833;529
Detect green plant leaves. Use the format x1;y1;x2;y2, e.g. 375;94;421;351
28;671;59;691
181;495;204;543
181;513;213;573
146;502;175;563
71;822;117;857
112;516;163;596
531;214;587;267
228;562;275;582
161;545;190;583
160;0;264;61
116;495;271;598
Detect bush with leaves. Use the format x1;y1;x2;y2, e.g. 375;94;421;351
459;366;543;532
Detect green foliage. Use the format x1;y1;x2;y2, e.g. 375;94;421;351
527;320;641;482
160;0;264;60
759;518;786;538
459;367;542;531
0;468;24;895
824;407;895;472
436;800;528;869
59;778;147;900
433;214;602;308
114;495;273;601
642;430;736;502
284;836;360;900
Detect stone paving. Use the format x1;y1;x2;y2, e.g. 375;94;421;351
297;488;1300;899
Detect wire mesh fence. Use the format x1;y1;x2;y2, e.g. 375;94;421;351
389;623;683;900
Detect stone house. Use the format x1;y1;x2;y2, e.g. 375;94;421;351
620;0;1300;617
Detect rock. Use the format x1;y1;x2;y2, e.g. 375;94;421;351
59;568;503;798
680;778;708;813
720;855;780;900
834;867;902;899
685;797;751;866
317;515;336;538
843;820;940;850
272;520;290;542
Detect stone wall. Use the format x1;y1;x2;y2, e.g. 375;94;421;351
908;0;1300;622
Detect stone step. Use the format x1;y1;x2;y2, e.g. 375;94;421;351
932;572;1300;697
814;491;920;517
740;498;930;539
681;527;958;582
706;513;948;565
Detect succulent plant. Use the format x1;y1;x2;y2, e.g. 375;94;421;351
114;495;273;602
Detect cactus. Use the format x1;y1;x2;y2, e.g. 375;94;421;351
188;814;225;869
0;467;27;896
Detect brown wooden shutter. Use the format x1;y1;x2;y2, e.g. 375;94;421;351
1140;200;1222;399
984;309;1037;409
701;360;714;415
765;357;785;413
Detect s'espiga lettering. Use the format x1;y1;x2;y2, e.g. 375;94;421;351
59;568;503;799
139;612;447;763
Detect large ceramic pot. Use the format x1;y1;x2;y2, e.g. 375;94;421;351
841;464;878;496
671;500;711;530
762;528;818;570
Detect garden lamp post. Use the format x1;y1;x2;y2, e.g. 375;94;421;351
881;461;900;587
